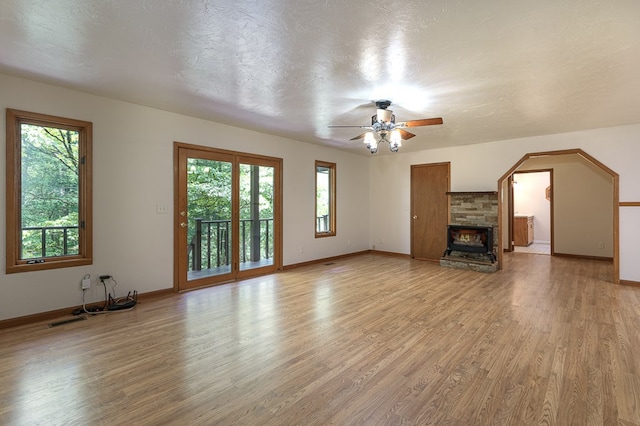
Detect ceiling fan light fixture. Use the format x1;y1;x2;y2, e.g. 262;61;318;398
364;132;376;145
363;129;402;154
363;132;378;153
388;130;402;153
390;129;402;146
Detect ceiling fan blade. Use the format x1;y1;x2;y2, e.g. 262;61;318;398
398;117;444;128
397;129;416;140
350;133;368;141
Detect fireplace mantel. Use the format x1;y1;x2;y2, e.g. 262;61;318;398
446;191;498;195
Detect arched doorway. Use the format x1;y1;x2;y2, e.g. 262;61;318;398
497;149;619;283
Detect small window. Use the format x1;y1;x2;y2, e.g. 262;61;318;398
315;160;336;237
6;109;92;273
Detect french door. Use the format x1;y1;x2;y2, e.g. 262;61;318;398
174;143;282;291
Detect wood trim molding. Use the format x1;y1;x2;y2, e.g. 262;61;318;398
446;191;498;195
619;202;640;207
620;279;640;287
0;288;175;330
552;252;614;262
282;250;372;270
282;249;411;271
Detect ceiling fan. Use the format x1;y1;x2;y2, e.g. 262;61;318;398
329;100;443;153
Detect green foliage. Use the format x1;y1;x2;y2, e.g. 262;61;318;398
239;164;274;219
187;159;232;222
20;124;80;258
187;160;275;269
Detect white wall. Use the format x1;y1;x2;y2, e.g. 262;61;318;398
514;171;551;243
502;158;614;254
517;155;614;257
369;124;640;282
0;73;370;321
3;71;640;321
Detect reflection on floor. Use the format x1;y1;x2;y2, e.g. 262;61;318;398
514;242;551;255
188;258;274;280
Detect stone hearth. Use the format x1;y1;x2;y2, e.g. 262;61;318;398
440;253;499;273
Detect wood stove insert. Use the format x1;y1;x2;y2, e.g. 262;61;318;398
444;224;496;262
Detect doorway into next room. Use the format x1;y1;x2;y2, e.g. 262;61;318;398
513;170;551;256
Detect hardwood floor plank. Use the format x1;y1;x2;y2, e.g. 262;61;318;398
0;253;638;425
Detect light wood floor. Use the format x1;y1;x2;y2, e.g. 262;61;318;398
1;253;638;425
514;243;551;255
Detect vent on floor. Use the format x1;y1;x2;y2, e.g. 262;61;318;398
48;316;87;328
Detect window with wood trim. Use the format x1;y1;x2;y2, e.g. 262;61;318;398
6;109;92;273
315;160;336;237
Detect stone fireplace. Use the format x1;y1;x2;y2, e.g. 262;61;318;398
440;191;499;272
445;224;496;262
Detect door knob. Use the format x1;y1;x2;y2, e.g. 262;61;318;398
180;222;187;228
413;215;418;220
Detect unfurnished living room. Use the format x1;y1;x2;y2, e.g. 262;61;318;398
1;1;640;425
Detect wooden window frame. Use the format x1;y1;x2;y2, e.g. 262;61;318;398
315;160;336;238
6;109;93;273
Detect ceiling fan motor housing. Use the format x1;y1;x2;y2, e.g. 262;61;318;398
375;100;392;109
373;100;395;125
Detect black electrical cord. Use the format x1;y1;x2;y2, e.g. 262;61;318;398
79;275;135;315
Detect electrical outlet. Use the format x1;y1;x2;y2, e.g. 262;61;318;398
81;277;91;290
156;203;168;214
598;242;605;249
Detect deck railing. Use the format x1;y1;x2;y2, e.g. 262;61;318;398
188;218;274;271
20;225;79;259
316;215;329;232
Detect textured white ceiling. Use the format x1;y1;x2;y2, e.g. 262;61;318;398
1;0;639;154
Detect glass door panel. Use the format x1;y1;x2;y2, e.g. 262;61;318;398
187;157;234;281
238;163;275;271
175;143;281;291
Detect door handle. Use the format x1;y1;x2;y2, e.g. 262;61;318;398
413;215;418;220
180;222;187;228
